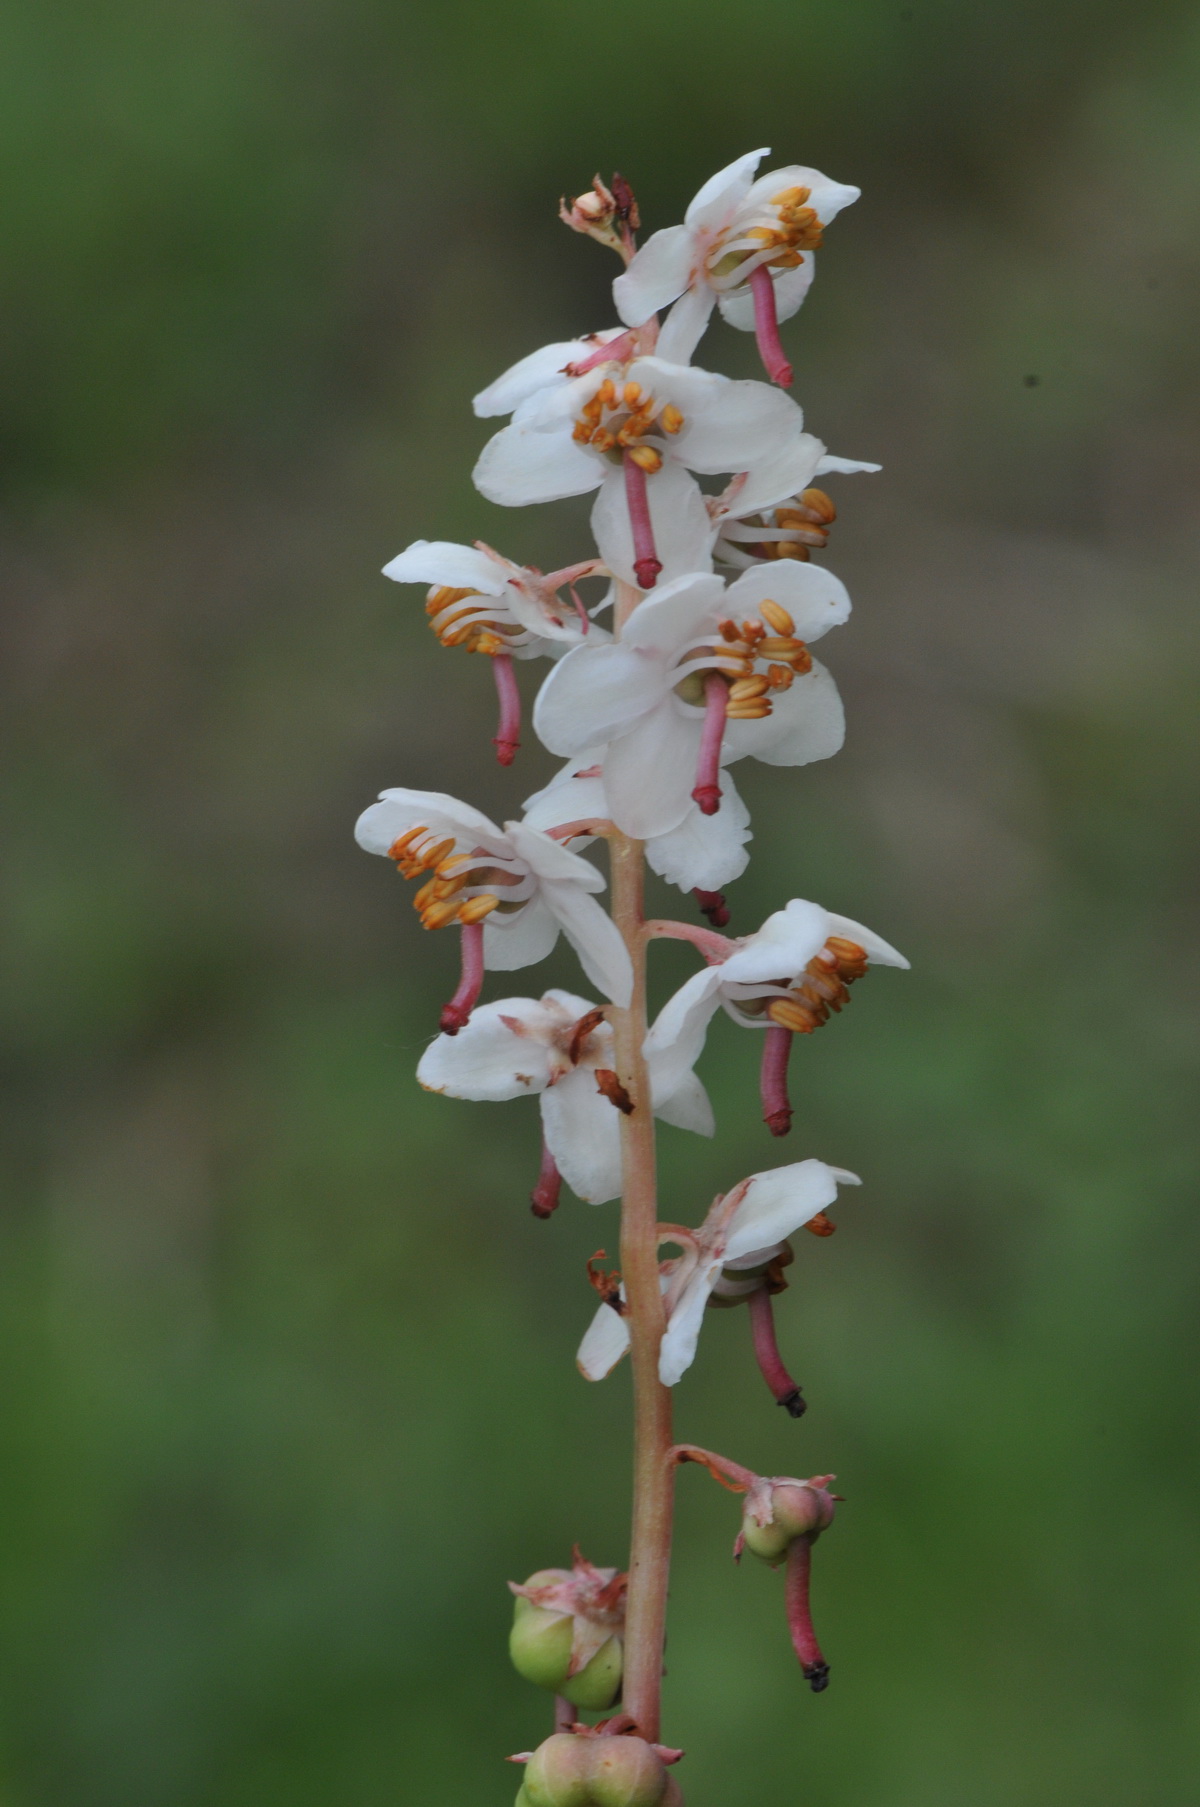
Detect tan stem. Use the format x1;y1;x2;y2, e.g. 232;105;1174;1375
610;579;673;1742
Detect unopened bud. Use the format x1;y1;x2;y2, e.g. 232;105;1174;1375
739;1475;836;1567
509;1554;626;1710
517;1734;681;1807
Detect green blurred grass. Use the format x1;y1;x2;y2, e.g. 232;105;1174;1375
2;1;1199;1802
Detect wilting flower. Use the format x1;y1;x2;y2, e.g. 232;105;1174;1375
645;896;907;1134
417;988;712;1208
577;1159;858;1387
508;1549;627;1710
473;353;802;591
355;790;633;1027
613;148;859;383
383;539;609;764
522;754;752;896
533;564;849;840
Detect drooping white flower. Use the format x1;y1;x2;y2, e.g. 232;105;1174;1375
613;150;860;381
644;897;908;1135
354;789;633;1012
521;753;752;896
473;353;802;591
577;1160;859;1386
383;540;611;766
532;563;849;840
417;988;713;1207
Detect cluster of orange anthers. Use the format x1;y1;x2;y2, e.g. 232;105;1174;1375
385;826;500;930
767;936;869;1034
702;597;814;722
572;380;684;473
755;488;836;563
740;184;824;271
424;584;510;657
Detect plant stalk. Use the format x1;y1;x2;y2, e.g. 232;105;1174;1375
610;579;673;1742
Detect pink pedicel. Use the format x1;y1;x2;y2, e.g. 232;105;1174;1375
760;1025;794;1136
491;652;522;766
530;1138;564;1218
748;1287;805;1418
785;1535;829;1692
748;263;794;389
693;888;731;929
566;329;637;376
691;671;727;814
622;451;662;589
439;920;486;1034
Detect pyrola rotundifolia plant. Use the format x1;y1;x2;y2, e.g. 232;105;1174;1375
357;149;908;1803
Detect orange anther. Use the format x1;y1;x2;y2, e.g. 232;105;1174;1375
591;428;616;453
419;897;464;931
799;487;836;523
596;378;617;407
622;381;642;407
458;893;500;925
660;404;684;434
627;444;663;473
758;598;795;637
728;674;770;701
766;664;794;690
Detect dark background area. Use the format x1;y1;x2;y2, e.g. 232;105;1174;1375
2;2;1199;1802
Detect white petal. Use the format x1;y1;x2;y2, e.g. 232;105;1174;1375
655;284;718;365
643;966;725;1100
590;463;713;589
506;820;607;893
533;642;667;758
822;911;910;970
651;1067;715;1137
483;896;561;971
724;1159;858;1262
686;149;770;230
741;165;861;227
725;560;851;643
416;998;559;1099
721;656;844;767
717;434;825;519
382;540;509;594
354;789;506;859
613;224;694;325
673;375;802;473
473;334;621;418
717;257;815;331
602;704;699;840
542;1068;622;1203
577;1298;631;1381
658;1258;723;1386
541;882;634;1006
616;568;725;655
473;423;602;507
521;757;609;835
815;454;882;476
719;899;830;983
644;776;751;892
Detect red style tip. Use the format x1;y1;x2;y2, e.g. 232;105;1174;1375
633;556;662;588
691;783;721;815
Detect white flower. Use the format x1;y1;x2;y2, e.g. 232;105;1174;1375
383;538;607;659
708;447;881;572
417;988;713;1206
473;328;632;419
532;563;849;840
613;150;860;378
473;354;802;591
644;898;909;1101
577;1160;859;1385
521;753;752;896
354;788;633;1005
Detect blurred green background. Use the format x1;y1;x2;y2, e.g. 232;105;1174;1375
3;1;1199;1802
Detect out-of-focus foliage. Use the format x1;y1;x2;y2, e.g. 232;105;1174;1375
2;2;1199;1803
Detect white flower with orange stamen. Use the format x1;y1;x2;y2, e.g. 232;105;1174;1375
613;149;860;384
531;564;849;841
521;753;753;896
354;790;633;1026
382;539;609;766
417;988;713;1210
644;898;908;1139
577;1160;859;1387
473;354;801;591
708;446;881;573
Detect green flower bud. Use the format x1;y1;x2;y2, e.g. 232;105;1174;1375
518;1733;681;1807
508;1553;627;1710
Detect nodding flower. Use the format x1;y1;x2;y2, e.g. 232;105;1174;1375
614;148;859;383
